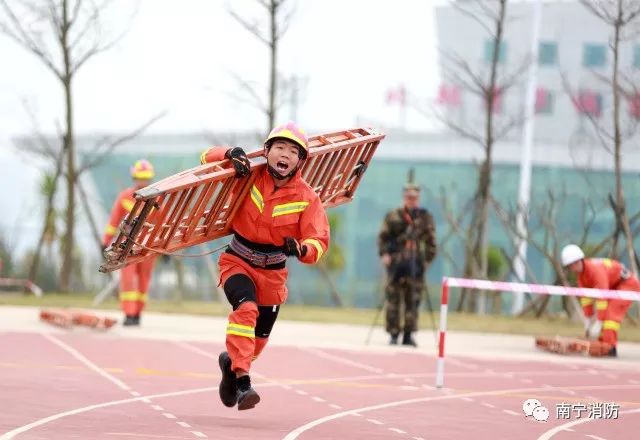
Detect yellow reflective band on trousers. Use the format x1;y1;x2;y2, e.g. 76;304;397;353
596;300;608;311
303;238;324;262
272;201;309;217
250;185;264;213
603;320;620;331
119;291;146;302
226;322;255;339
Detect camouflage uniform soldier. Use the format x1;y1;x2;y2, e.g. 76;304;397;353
377;183;437;346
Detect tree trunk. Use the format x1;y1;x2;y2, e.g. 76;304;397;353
28;160;64;282
268;0;277;131
611;1;637;276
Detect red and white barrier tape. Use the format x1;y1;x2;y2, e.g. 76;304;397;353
435;277;640;388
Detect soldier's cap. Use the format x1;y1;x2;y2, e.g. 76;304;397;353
403;183;421;192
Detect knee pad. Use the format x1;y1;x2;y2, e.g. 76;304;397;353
255;305;280;338
224;274;257;310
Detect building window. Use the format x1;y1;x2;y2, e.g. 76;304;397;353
633;46;640;68
538;42;557;66
484;39;507;63
583;43;606;67
535;88;554;114
573;90;602;117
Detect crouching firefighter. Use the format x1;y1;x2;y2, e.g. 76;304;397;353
561;244;635;357
200;122;330;410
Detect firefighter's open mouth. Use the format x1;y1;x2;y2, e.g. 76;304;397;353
276;161;289;172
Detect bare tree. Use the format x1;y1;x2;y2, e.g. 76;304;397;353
575;0;640;275
434;0;530;311
228;0;296;133
0;0;140;290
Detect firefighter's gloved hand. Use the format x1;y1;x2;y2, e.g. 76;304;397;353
225;147;251;178
283;237;307;258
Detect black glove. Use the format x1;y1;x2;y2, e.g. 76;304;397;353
225;147;250;178
283;237;307;258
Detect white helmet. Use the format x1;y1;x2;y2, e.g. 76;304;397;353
561;244;585;267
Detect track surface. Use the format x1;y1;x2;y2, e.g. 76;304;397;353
1;325;639;440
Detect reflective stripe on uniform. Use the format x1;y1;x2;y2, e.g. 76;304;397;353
580;297;594;306
250;185;264;213
105;224;117;235
596;300;608;311
272;201;309;217
122;198;135;212
303;238;324;262
602;258;612;267
120;291;143;302
226;322;255;338
603;320;620;331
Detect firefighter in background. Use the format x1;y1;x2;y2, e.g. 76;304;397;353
200;122;329;411
102;159;157;327
561;244;635;357
377;181;437;347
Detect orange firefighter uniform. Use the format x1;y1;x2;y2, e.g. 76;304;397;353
102;160;156;321
201;146;330;374
578;258;634;348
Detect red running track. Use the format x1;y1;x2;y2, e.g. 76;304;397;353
0;331;638;440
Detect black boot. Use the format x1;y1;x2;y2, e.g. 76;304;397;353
389;333;399;345
402;331;417;347
218;352;238;407
123;315;138;326
607;346;618;357
236;375;260;411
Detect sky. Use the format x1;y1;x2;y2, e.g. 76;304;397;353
0;0;441;256
0;0;441;138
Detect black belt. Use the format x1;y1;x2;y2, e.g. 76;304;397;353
226;234;287;269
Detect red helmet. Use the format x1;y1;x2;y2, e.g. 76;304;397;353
264;121;309;159
130;159;154;180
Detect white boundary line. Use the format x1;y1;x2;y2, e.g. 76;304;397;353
42;333;131;391
537;408;640;440
281;384;640;440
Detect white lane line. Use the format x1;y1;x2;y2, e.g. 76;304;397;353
296;390;308;396
461;397;474;402
413;437;425;440
537;408;640;440
482;403;496;409
281;385;640;440
564;428;574;432
42;333;130;391
162;413;176;419
585;435;607;440
177;422;192;428
403;378;415;383
282;385;293;390
351;413;362;417
329;404;342;410
400;386;420;391
151;405;164;411
562;390;577;395
521;379;533;384
367;419;384;425
130;391;141;397
300;347;384;374
311;397;326;403
503;410;520;416
141;398;151;403
191;432;207;438
389;427;407;434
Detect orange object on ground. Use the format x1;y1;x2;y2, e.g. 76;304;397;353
577;258;635;347
534;336;614;357
40;309;117;330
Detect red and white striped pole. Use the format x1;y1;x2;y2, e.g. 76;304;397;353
435;277;449;388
